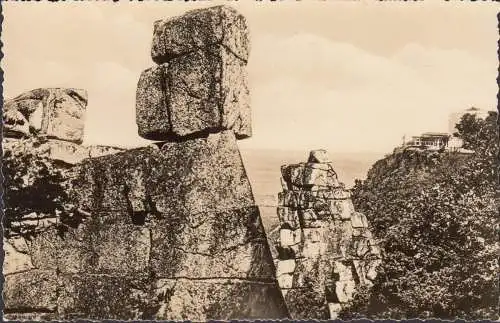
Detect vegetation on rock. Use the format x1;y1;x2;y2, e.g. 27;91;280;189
341;111;499;319
3;139;73;239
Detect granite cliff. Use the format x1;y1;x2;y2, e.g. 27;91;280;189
3;6;288;320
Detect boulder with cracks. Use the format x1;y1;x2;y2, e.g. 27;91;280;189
3;88;88;143
274;150;382;319
3;5;287;321
137;5;251;140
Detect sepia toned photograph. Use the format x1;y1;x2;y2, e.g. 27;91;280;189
1;1;498;321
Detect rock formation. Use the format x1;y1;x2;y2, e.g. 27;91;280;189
3;88;88;143
138;5;251;140
3;88;124;320
274;150;382;319
3;6;288;321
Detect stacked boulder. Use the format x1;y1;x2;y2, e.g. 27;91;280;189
137;5;251;140
275;150;382;319
3;6;288;321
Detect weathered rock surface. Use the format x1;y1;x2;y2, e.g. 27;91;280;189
4;6;286;320
151;5;250;64
139;6;251;141
137;46;250;140
167;45;250;139
3;237;34;275
64;131;287;319
3;137;124;166
153;278;286;320
2;134;136;320
4;132;288;320
136;64;170;140
3;88;88;143
274;150;382;319
3;269;59;313
72;131;254;214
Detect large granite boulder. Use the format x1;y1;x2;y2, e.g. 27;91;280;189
137;46;250;140
137;6;251;141
4;132;289;320
274;150;382;319
2;138;125;320
3;88;88;143
151;5;250;64
135;64;170;140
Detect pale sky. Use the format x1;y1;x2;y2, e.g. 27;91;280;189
2;1;498;153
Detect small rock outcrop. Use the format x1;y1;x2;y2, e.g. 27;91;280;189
3;6;287;321
3;88;88;143
274;150;382;319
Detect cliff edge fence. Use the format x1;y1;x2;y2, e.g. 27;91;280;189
2;6;289;320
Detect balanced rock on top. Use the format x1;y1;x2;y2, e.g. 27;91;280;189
136;5;251;141
151;5;250;64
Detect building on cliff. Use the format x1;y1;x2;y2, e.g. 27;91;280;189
403;132;451;151
398;106;492;154
401;132;473;154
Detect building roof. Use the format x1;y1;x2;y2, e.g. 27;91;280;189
420;132;450;137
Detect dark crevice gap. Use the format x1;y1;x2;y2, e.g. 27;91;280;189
150;127;231;148
123;184;147;226
153;43;248;66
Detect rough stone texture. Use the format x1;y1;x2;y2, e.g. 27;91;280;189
3;137;124;166
274;150;382;319
137;45;250;140
65;131;286;319
4;7;287;320
2;136;124;249
150;206;275;280
308;149;331;163
57;274;152;320
71;131;255;215
151;5;250;64
3;88;88;143
2;132;149;319
136;64;170;140
153;278;286;320
4;131;288;320
3;270;59;312
140;5;251;141
168;45;250;138
3;238;34;275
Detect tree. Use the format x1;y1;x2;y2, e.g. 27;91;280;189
2;140;73;239
342;111;499;319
